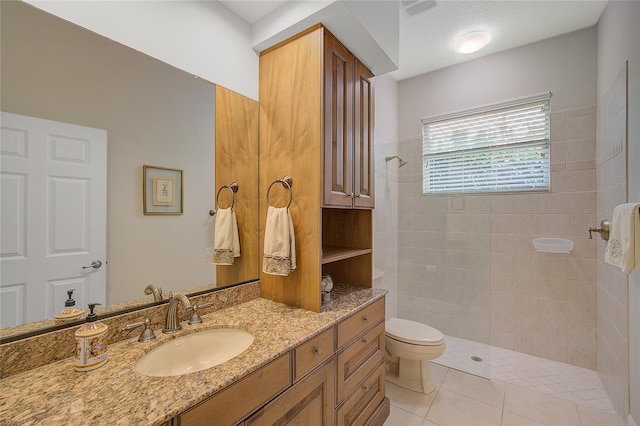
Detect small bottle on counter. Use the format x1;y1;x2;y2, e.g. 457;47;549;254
74;303;108;372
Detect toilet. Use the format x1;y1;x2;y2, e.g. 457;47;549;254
385;318;445;394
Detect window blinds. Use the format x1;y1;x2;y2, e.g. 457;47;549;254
422;97;550;194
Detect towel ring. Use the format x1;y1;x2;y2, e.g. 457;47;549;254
214;182;239;212
266;176;293;209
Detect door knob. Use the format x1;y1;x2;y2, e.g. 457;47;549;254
82;260;102;270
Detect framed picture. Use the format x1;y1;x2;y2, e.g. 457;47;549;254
143;165;183;215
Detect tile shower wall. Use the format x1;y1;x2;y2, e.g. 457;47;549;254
374;141;399;318
397;106;598;369
596;65;628;418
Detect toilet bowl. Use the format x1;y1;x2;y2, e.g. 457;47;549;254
385;318;445;394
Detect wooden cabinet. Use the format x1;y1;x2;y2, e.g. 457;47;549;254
260;25;374;313
246;359;335;426
323;31;374;209
176;298;388;426
335;299;388;426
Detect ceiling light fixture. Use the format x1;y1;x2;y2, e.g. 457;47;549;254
454;31;491;54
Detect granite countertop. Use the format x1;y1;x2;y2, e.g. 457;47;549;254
0;285;386;425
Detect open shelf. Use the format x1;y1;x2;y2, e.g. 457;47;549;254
321;246;372;264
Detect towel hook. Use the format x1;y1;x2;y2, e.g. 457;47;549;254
210;182;238;216
266;176;293;208
588;219;610;240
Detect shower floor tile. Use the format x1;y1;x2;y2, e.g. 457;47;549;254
432;335;616;414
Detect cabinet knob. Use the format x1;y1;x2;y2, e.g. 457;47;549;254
362;338;369;344
315;347;322;356
347;192;354;199
363;385;370;393
363;316;369;323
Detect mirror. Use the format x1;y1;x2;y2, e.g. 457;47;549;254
0;1;259;338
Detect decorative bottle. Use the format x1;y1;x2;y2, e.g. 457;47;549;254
74;303;108;372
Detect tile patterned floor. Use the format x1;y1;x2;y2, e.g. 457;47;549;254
432;335;615;413
383;362;627;426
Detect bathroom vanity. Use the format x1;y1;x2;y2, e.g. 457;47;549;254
0;285;388;425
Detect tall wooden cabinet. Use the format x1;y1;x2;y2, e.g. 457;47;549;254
323;31;374;209
260;25;375;313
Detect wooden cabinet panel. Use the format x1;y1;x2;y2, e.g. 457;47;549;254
259;25;324;313
246;359;335;426
322;30;374;210
353;60;374;209
337;321;385;403
295;327;335;381
323;30;354;208
335;363;385;426
215;85;260;286
337;299;385;348
178;353;291;426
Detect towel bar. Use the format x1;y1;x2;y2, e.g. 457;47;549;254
210;182;239;216
266;176;293;208
588;219;610;240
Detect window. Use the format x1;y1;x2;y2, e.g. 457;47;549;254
422;94;551;194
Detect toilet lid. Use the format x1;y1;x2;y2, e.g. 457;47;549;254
386;318;444;346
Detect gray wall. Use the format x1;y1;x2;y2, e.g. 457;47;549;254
1;1;217;305
398;27;598;141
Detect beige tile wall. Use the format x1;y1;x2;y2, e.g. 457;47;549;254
373;142;400;318
397;105;598;369
596;65;629;418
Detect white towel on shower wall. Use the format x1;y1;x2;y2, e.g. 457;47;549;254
605;203;640;274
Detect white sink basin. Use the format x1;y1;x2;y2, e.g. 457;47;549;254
135;328;254;377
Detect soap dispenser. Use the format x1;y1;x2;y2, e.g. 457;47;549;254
74;303;108;372
54;289;84;323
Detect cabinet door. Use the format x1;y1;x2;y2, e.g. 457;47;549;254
246;359;335;426
353;60;374;209
323;31;354;208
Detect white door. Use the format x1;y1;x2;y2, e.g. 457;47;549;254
0;112;106;327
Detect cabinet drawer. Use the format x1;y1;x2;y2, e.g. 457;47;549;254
336;321;384;403
337;298;384;348
178;353;291;426
295;327;335;380
335;362;385;426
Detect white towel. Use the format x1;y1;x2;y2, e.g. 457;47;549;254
605;203;640;274
212;207;240;265
262;206;296;276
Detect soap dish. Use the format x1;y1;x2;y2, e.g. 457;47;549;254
532;238;574;253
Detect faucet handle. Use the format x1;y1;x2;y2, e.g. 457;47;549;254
123;317;156;342
188;303;213;325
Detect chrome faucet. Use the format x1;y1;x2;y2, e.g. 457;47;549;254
144;284;163;302
162;292;192;333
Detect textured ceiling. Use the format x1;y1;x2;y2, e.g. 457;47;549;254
219;0;607;80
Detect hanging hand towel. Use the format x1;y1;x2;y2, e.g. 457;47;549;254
263;206;296;276
212;207;240;265
605;203;640;274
